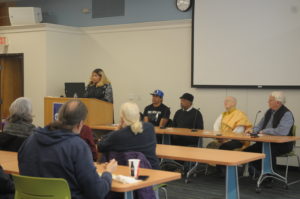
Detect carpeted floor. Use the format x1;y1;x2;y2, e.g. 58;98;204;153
161;166;300;199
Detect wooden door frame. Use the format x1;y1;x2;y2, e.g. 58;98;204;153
0;53;24;123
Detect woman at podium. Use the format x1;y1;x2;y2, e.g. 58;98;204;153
84;68;113;103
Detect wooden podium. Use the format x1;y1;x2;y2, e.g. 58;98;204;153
44;97;113;126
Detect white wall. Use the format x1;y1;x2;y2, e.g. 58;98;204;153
1;20;300;165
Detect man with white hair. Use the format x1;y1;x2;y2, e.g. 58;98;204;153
207;96;252;150
244;91;294;178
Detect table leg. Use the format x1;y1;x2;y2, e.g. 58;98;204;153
257;142;286;190
185;138;203;182
226;166;239;199
124;191;134;199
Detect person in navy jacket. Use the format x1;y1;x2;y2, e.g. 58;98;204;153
18;99;117;199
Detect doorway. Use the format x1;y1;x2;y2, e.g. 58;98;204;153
0;53;24;123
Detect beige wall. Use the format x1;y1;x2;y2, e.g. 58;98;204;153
1;20;300;165
2;21;300;131
0;24;83;125
45;25;83;96
80;21;300;134
0;25;47;125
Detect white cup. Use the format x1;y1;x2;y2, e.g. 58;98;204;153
128;159;140;178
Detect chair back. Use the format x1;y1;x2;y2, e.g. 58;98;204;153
12;174;71;199
291;125;296;147
100;151;156;199
291;125;296;136
101;151;152;169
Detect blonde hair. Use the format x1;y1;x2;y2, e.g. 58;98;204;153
271;91;286;104
88;68;111;87
120;102;143;135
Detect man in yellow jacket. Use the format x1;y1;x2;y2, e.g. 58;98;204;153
207;96;252;150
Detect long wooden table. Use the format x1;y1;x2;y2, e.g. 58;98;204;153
91;124;118;131
0;150;181;199
157;128;300;191
91;125;299;143
91;125;300;191
158;127;299;143
156;144;265;199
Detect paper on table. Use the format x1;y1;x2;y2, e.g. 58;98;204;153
98;173;141;184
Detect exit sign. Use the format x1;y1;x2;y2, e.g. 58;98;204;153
0;37;7;45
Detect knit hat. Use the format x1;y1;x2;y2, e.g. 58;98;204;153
180;93;194;102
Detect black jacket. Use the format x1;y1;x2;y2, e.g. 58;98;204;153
0;133;27;152
98;122;160;170
0;165;14;196
84;84;113;103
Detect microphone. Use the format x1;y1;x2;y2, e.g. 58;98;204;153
250;110;261;138
191;108;200;132
160;107;170;129
253;110;261;127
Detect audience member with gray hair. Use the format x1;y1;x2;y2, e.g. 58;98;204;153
5;97;34;136
0;97;35;152
98;102;160;169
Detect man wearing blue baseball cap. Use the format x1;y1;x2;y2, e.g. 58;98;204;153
143;89;170;141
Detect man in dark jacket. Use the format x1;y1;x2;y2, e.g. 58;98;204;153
244;91;294;172
18;99;117;199
172;93;204;146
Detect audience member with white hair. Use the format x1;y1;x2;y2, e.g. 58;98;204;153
98;102;160;169
244;91;294;183
0;97;35;152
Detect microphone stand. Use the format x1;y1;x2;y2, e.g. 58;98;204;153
250;110;261;138
191;108;200;132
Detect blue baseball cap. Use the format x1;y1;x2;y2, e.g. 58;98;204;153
150;90;164;98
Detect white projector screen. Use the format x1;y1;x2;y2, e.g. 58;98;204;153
192;0;300;88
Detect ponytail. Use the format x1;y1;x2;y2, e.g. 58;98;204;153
120;102;143;135
130;120;143;135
